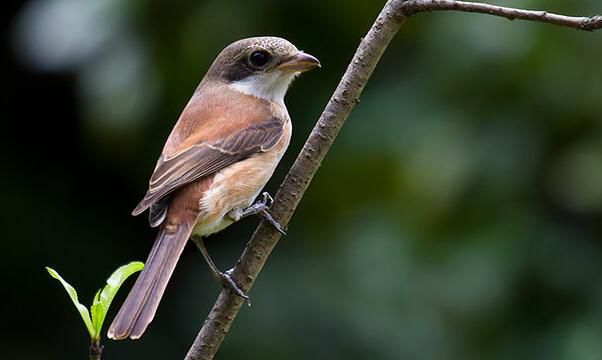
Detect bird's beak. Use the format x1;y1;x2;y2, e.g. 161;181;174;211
277;52;321;72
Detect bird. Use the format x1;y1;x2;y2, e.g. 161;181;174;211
107;36;320;340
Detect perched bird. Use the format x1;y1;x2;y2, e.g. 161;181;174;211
108;36;320;340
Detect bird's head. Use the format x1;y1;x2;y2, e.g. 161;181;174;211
205;36;320;103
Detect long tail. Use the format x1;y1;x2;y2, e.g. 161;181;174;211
108;222;193;340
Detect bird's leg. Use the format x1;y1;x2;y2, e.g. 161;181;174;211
228;192;287;235
191;235;250;303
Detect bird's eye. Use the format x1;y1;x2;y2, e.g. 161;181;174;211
248;50;271;68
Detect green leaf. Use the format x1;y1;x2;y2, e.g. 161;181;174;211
90;289;104;339
46;267;95;339
90;261;144;339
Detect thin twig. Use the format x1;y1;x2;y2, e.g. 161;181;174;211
184;1;601;359
401;0;602;31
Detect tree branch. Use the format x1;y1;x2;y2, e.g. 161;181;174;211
184;1;601;359
401;0;602;31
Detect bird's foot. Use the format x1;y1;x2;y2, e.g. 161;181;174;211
230;192;287;235
257;207;287;235
217;268;251;305
191;235;251;305
239;192;273;216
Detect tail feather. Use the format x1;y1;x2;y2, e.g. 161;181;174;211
108;223;193;340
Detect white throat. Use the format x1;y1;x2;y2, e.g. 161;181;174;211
229;71;297;104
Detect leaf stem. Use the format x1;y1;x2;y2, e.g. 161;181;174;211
89;339;103;360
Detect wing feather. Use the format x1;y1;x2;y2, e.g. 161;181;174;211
133;117;284;217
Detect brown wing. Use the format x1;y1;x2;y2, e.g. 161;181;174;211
133;117;284;218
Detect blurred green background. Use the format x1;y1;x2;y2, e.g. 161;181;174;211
3;0;602;359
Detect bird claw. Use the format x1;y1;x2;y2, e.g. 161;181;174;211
259;191;274;208
257;192;286;235
237;192;287;235
258;209;287;235
218;270;251;306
